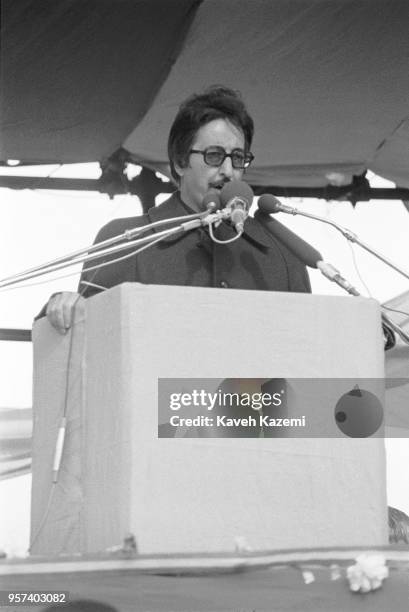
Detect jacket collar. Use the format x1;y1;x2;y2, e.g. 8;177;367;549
147;191;272;249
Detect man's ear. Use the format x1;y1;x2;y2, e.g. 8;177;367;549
174;161;185;179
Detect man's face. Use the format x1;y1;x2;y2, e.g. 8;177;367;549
176;118;246;211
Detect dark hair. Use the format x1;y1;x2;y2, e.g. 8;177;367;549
388;505;409;544
167;85;254;182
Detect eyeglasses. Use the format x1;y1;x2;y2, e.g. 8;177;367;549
189;146;254;169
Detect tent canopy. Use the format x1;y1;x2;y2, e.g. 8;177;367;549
2;0;409;189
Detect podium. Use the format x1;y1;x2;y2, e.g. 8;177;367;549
31;284;388;555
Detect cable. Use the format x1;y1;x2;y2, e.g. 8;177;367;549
208;223;243;244
1;207;229;290
80;280;108;292
0;267;83;292
26;224;203;549
381;304;409;318
0;223;190;290
0;210;205;285
0;232;180;293
28;292;82;553
27;210;235;550
346;241;373;297
28;483;57;553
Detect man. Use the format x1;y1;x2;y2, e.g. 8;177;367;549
46;86;310;332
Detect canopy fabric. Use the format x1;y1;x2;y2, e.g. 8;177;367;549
1;0;199;163
2;0;409;188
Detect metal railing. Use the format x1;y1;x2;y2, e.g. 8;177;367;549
0;328;31;342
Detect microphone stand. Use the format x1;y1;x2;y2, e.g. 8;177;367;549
0;209;232;289
256;207;409;346
0;211;208;286
276;204;409;281
273;203;409;345
319;264;409;345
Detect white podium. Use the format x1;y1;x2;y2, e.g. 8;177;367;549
31;284;388;555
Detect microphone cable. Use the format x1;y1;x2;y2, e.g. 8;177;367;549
29;291;82;554
208;223;243;244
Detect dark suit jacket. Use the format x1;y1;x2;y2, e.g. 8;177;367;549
79;192;311;298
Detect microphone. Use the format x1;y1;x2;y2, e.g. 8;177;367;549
255;205;322;269
255;202;360;295
258;193;296;215
257;195;403;348
202;189;221;212
220;180;253;233
259;193;409;285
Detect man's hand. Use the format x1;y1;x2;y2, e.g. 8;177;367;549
46;291;85;334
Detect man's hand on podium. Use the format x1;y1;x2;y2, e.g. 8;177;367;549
46;291;85;334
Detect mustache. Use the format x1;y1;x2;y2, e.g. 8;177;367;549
209;179;231;189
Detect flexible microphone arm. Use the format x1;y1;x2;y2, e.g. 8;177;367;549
255;207;409;346
1;191;224;286
317;262;409;343
0;208;231;289
0;210;208;286
266;199;409;282
314;261;409;343
255;208;363;294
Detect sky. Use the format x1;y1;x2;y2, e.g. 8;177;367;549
0;164;408;555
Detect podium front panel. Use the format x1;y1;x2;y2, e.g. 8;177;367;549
31;284;387;555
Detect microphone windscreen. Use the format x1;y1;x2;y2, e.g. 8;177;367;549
258;193;282;214
202;189;221;211
255;210;322;269
220;180;254;208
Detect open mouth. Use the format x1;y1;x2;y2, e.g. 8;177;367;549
211;181;229;191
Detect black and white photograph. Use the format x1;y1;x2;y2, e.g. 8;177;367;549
1;1;409;610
